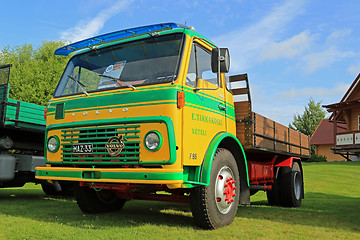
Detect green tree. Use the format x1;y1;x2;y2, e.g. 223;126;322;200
0;41;70;105
289;98;326;137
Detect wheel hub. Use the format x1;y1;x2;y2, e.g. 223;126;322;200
215;166;237;214
294;172;301;200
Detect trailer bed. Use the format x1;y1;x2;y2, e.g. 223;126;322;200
230;74;310;160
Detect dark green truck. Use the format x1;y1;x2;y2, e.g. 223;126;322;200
0;64;65;193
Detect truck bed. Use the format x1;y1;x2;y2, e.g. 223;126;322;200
0;64;45;152
0;84;45;132
230;74;310;160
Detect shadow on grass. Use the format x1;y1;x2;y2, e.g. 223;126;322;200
239;192;360;233
0;188;195;229
0;188;359;232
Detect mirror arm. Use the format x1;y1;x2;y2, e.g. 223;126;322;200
217;47;221;87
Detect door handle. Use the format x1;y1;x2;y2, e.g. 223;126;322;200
218;104;226;111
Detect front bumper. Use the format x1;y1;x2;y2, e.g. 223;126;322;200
35;167;184;186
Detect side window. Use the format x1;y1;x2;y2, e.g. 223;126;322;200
186;43;219;88
196;45;218;86
358;116;360;130
186;45;196;87
225;75;231;91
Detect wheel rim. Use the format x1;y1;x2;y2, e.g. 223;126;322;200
215;166;237;214
293;172;302;200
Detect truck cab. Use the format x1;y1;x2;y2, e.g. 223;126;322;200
36;23;308;229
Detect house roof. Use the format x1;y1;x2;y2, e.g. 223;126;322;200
310;119;347;145
341;73;360;102
323;73;360;121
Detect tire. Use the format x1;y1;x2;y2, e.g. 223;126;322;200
57;182;75;196
41;181;74;196
190;148;240;229
75;184;126;213
41;181;61;196
280;161;303;207
266;168;281;206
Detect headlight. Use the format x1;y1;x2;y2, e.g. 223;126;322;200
144;131;162;151
47;136;59;153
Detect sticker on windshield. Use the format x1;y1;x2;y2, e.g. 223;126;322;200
98;61;126;89
105;65;114;73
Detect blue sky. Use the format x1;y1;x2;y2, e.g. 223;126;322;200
1;0;359;125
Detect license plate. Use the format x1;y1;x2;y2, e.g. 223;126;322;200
72;143;93;154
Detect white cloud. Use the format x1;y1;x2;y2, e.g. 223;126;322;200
260;31;313;61
253;84;349;125
348;62;360;75
326;29;352;44
275;82;350;100
212;0;307;72
60;0;133;42
212;0;355;74
301;46;354;73
255;104;305;126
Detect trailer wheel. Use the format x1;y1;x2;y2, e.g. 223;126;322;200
75;184;126;213
280;161;303;207
190;148;240;229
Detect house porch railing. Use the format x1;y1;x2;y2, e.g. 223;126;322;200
336;131;360;147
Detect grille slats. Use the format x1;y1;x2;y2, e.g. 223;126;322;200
63;125;141;132
61;129;140;137
60;124;140;165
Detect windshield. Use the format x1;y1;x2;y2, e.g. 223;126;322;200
54;33;184;97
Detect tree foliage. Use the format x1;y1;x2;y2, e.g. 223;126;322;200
0;41;70;105
289;98;326;137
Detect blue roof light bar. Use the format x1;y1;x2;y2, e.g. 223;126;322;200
55;22;189;56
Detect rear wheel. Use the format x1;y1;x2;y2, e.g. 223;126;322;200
266;169;281;206
280;161;303;207
75;184;126;213
191;148;240;229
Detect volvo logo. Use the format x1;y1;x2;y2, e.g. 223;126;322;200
105;135;125;156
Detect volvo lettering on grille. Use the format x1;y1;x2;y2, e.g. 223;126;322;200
105;136;125;156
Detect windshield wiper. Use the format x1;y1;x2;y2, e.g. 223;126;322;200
99;74;136;90
68;75;88;96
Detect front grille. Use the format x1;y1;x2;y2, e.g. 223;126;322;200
60;124;140;165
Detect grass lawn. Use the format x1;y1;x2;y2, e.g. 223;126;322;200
0;162;359;240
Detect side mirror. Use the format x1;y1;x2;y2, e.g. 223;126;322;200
211;48;230;73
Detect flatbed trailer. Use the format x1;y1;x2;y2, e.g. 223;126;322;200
231;74;309;196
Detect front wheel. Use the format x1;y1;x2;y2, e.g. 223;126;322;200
75;184;126;213
190;148;240;229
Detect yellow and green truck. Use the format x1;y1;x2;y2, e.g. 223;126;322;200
35;23;310;229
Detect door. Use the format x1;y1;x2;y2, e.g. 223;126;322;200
182;41;227;166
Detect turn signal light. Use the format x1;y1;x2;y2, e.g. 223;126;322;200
44;107;47;120
177;91;185;109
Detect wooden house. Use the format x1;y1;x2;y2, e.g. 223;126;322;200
310;119;346;161
323;73;360;161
